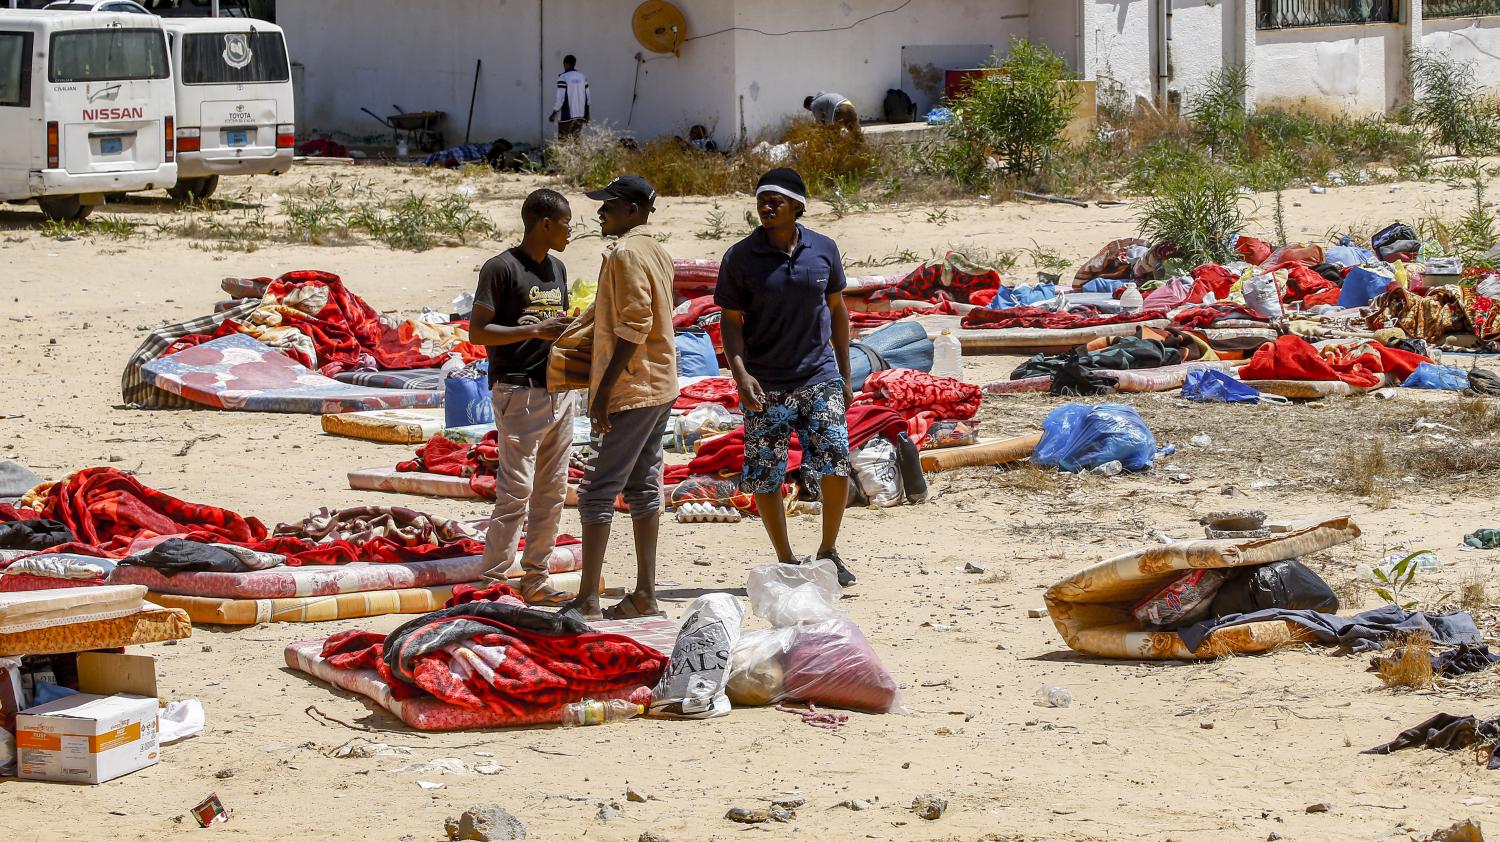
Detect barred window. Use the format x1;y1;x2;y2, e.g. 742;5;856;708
1257;0;1397;28
1425;0;1500;17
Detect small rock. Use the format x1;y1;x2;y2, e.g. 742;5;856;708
836;799;872;811
444;804;527;841
626;786;648;804
771;795;806;809
108;454;123;463
911;794;947;821
201;645;213;653
596;802;619;822
1430;819;1484;842
638;833;671;842
725;807;769;824
901;762;911;769
1190;434;1211;448
1026;608;1047;618
1267;834;1282;841
213;768;235;779
1199;722;1214;730
1306;801;1332;814
963;561;986;574
692;559;711;566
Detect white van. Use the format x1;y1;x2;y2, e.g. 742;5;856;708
162;18;292;201
0;10;176;220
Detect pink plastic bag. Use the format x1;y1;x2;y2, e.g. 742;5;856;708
727;619;904;714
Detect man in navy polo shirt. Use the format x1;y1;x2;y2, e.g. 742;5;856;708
716;167;857;587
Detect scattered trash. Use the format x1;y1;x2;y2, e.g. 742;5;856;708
399;758;469;775
596;801;620;821
776;701;849;730
963;561;987;574
1038;686;1073;708
328;738;411;759
418;780;445;790
191;793;230;827
1189;434;1212;448
1091;460;1123;476
159;698;205;744
835;799;872;811
1309;185;1327;194
725;807;771;824
772;795;807;809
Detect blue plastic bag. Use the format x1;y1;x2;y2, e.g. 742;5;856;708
445;373;494;428
987;283;1056;310
1323;245;1375;269
925;107;954;125
1337;265;1395;309
1081;277;1127;294
1401;362;1470;391
1182;369;1262;404
676;330;719;378
1032;403;1158;473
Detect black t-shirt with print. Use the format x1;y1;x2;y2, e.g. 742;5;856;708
473;247;569;386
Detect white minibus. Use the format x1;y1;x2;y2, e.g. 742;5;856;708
162;17;291;201
0;10;176;220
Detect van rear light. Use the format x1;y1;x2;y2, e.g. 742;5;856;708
276;124;295;149
176;127;200;154
46;121;58;169
165;116;175;163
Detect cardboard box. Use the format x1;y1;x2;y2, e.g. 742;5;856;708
15;693;159;784
13;652;161;784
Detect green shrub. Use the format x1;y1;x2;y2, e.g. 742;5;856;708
1136;164;1246;265
1186;64;1249;156
949;38;1077;182
1411;49;1495;157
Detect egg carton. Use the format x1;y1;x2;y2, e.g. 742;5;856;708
674;502;742;523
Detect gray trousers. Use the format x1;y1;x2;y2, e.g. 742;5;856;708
576;402;674;526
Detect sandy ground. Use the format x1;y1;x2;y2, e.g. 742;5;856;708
0;164;1498;841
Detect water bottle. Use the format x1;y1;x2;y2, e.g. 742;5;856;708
560;698;643;727
1119;283;1143;313
1053;287;1069;313
1038;686;1073;708
932;330;964;381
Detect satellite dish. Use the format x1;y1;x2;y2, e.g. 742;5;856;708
633;0;687;55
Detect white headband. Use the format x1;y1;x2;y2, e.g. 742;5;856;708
756;184;806;206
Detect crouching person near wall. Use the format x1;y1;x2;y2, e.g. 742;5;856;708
550;176;678;621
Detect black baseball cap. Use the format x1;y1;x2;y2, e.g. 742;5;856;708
756;167;807;205
585;175;657;207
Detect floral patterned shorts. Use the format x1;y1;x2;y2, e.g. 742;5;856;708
740;379;850;494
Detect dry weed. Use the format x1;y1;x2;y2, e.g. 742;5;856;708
1338;437;1390;496
1373;634;1435;690
1331;575;1365;612
1460;572;1489;613
1004;463;1060;494
1455;397;1500;435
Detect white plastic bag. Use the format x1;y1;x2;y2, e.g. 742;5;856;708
745;559;845;627
1242;273;1284;320
649;593;744;719
850;437;904;507
673;403;738;452
727;619;905;714
159;698;206;745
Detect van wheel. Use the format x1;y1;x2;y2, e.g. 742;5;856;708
37;195;86;222
104;192;129;203
168;176;220;203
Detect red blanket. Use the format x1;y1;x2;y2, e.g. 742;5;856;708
1185;264;1237;305
321;600;666;715
1240;335;1429;387
1171;303;1269;329
664;404;909;485
397;432;583;501
12;467;485;565
674;376;740;410
961;306;1165;330
854;369;981;421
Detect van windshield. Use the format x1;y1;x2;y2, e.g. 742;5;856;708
181;31;288;85
49;28;169;83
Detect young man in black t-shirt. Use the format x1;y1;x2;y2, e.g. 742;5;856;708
469;189;577;605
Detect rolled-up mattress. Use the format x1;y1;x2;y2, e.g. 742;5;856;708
321;408;446;444
1044;516;1360;659
0;607;191;656
150;571;583;625
920;434;1042;472
1242;374;1393;399
109;546;583;599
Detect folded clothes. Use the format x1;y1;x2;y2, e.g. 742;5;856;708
1363;712;1500;768
0;519;73;551
117;538;283;576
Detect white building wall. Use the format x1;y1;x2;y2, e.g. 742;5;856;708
1423;15;1500;90
728;0;1032;139
1254;23;1406;113
1091;0;1154;105
1169;0;1237;103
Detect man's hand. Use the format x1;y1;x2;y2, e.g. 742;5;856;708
737;375;767;413
532;314;573;340
589;390;612;436
548;111;558;124
842;379;855;410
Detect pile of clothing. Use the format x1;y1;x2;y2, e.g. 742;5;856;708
322;584;667;715
163;271;483;378
0;467;485;569
395;431;585;501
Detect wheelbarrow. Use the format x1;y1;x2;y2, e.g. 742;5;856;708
361;105;446;154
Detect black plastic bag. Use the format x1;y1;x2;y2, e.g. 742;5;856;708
1209;559;1338;617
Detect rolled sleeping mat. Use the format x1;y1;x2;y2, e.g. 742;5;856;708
850;320;935;390
673;258;720;300
920;433;1043;473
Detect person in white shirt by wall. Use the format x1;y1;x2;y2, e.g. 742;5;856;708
549;55;591;139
